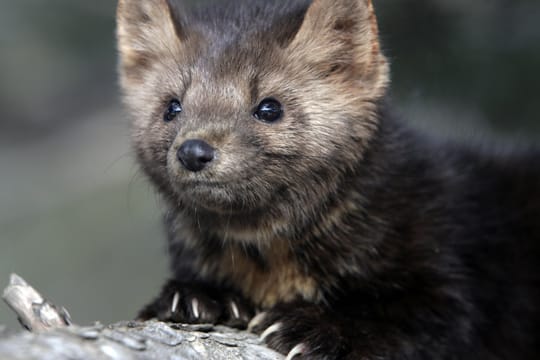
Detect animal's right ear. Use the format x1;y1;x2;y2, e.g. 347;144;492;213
116;0;184;85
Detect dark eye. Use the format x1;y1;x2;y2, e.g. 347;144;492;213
253;98;283;123
164;99;183;122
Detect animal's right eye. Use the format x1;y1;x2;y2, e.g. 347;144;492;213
164;99;183;122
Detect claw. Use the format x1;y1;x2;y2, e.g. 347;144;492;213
286;343;307;360
230;301;240;319
260;322;282;341
191;298;200;319
171;292;180;313
248;312;267;332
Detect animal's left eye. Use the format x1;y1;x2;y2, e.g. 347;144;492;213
253;98;283;123
164;99;183;122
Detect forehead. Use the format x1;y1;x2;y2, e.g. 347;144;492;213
177;0;309;67
185;0;309;36
155;0;312;101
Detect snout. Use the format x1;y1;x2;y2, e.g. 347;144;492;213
177;139;216;172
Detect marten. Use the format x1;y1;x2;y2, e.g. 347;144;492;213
116;0;540;358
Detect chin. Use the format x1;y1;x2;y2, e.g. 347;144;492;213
173;182;263;215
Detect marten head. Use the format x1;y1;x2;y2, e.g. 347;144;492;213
117;0;389;239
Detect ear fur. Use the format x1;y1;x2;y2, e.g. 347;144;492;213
116;0;183;85
288;0;389;91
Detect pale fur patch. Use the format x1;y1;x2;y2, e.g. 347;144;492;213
199;240;322;308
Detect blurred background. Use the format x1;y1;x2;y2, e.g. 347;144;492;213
0;0;539;329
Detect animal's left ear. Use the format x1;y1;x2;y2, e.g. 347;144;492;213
287;0;389;90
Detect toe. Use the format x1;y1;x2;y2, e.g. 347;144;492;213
223;296;254;329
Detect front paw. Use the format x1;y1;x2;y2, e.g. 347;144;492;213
249;301;351;360
138;280;254;329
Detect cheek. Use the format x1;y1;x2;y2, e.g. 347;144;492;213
209;130;265;180
289;78;376;163
133;117;177;174
217;139;254;175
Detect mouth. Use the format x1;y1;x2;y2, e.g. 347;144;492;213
170;174;275;214
171;178;241;211
177;179;233;188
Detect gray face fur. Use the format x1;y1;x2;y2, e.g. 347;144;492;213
117;0;389;238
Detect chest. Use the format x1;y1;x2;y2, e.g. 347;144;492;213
199;242;322;308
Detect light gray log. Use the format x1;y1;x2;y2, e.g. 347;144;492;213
0;321;283;360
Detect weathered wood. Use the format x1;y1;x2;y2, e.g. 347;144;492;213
0;321;283;360
0;274;284;360
2;274;71;332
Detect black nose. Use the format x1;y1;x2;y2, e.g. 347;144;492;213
177;139;216;172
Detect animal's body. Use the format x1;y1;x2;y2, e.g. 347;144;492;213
116;0;540;358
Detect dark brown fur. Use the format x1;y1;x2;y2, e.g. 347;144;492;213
117;0;540;359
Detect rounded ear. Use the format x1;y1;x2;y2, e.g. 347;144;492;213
116;0;184;85
287;0;389;89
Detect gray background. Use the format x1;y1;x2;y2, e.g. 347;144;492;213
1;0;539;329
